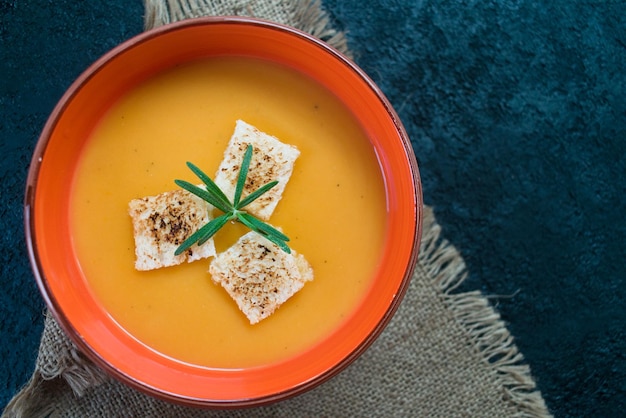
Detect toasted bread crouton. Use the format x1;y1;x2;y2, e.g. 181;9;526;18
214;120;300;220
128;189;216;271
209;232;314;324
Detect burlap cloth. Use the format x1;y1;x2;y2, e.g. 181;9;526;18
3;1;551;416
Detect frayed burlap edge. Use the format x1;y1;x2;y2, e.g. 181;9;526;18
143;0;352;58
2;313;109;418
3;0;550;416
3;210;550;418
419;206;550;417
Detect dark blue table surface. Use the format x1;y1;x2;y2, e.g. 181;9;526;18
2;2;625;416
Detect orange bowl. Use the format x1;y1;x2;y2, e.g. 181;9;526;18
24;17;422;407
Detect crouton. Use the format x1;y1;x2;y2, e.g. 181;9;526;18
214;120;300;220
128;189;216;271
209;231;314;324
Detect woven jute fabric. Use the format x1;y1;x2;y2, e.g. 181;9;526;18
3;1;550;417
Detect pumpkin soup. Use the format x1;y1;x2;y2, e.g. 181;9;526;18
70;56;387;368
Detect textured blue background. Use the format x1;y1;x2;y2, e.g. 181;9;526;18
1;1;625;416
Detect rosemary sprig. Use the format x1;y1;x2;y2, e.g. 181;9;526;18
174;144;291;255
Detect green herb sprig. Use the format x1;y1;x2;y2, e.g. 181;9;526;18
174;144;291;255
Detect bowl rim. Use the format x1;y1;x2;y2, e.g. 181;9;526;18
24;16;422;407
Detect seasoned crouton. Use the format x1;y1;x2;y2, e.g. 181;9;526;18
128;189;216;271
214;120;300;220
209;231;314;324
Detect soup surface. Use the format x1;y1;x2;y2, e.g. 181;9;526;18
70;57;387;368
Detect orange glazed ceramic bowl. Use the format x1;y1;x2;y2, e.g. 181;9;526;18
25;17;422;407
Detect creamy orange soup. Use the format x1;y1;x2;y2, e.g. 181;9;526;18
70;57;387;368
